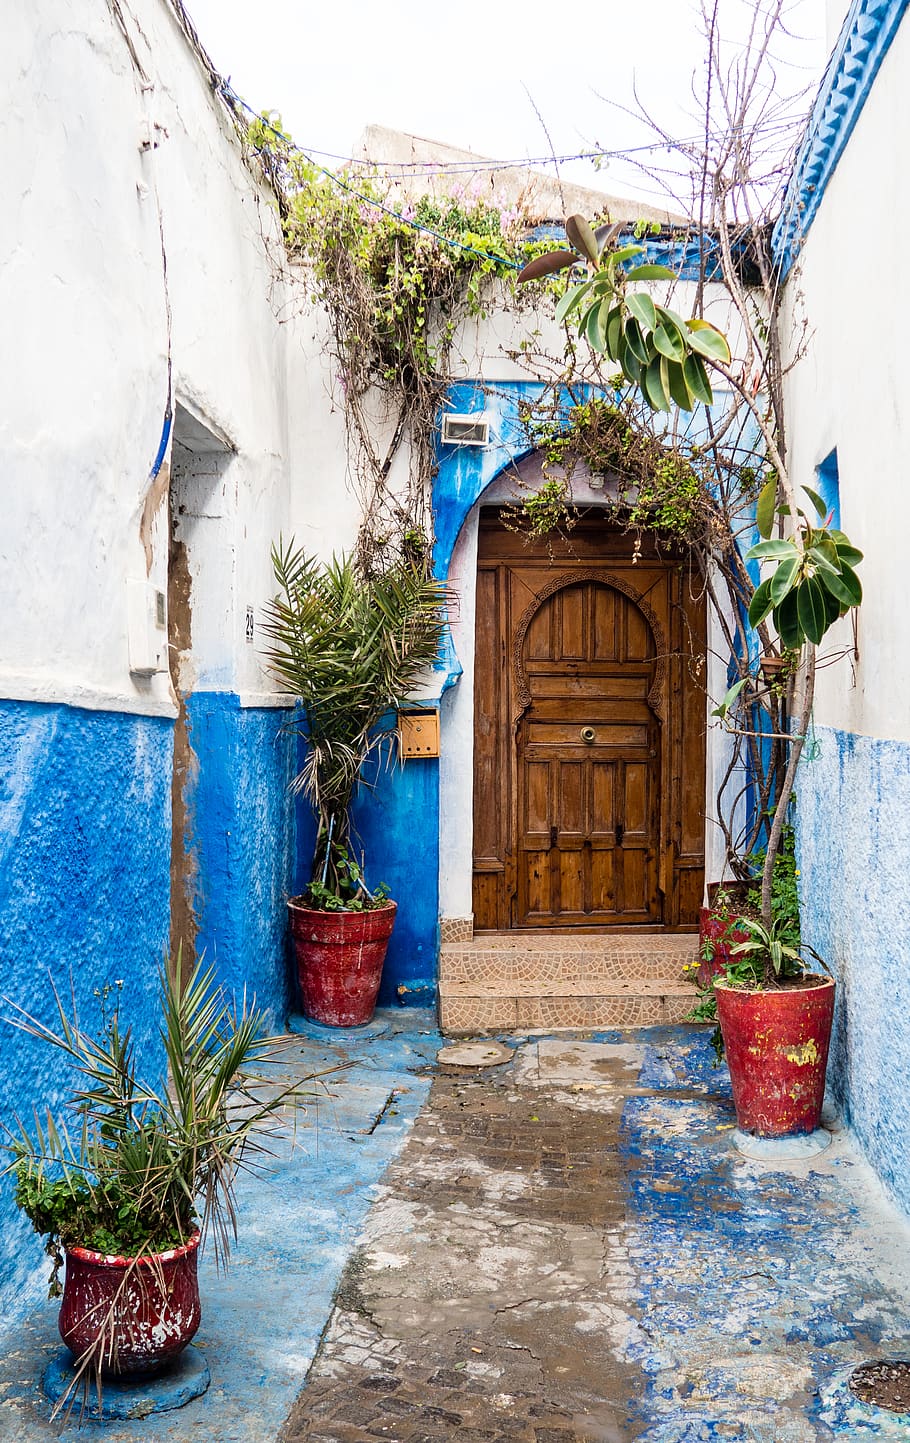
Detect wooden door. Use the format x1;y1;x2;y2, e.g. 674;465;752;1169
517;579;660;926
472;512;706;932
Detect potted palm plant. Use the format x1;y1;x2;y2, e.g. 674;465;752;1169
262;543;446;1027
4;956;312;1410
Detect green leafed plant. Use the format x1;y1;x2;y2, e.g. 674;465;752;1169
4;956;314;1295
518;214;730;411
747;485;863;648
262;543;447;907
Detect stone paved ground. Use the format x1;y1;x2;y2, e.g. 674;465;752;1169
280;1034;910;1443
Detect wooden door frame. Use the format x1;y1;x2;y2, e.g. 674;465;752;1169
471;511;706;932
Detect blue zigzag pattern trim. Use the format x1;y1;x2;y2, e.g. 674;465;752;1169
774;0;910;276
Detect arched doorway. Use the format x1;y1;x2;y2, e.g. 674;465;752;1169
472;509;706;932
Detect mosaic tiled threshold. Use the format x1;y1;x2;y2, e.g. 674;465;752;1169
439;931;699;1033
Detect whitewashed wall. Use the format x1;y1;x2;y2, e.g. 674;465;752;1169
0;0;296;715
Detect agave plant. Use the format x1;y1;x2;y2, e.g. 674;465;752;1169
262;543;446;906
518;214;730;412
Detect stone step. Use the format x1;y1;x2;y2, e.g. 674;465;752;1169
438;932;700;1035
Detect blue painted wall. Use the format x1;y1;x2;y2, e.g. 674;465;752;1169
183;694;296;1029
293;744;439;1008
796;726;910;1212
0;700;172;1321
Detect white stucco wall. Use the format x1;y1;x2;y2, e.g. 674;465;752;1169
781;13;910;744
1;0;295;717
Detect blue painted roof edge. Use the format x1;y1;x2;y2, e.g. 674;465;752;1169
773;0;910;276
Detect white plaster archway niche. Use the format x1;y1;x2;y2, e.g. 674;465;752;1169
437;449;732;938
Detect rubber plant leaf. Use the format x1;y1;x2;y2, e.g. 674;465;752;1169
755;477;778;539
626;291;657;332
585;299;606;351
554;278;595;325
624;316;650;365
652;323;686;362
606;244;646;267
593;221;625;255
642;353;671;412
748;576;775;628
683;353;713;405
625;263;676;280
517;250;576;283
605;304;624;358
832;539;864;567
796;575;828;645
747;539;798;561
768;554;800;606
685;317;732;362
818;564;862;607
565;215;602;268
802;485;828;519
666;359;694;411
774;588;801;650
617;334;642;384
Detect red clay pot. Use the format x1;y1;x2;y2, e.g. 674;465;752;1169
288;898;397;1027
697;906;751;988
715;976;835;1137
59;1234;201;1376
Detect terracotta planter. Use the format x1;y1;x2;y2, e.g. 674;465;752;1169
715;976;835;1137
288;898;397;1027
59;1233;201;1376
697;905;751;987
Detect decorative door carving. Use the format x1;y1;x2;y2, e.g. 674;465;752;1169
472;513;706;931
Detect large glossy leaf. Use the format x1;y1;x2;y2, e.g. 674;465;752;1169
821;581;843;624
642;353;671;412
624;316;650;364
748;577;775;627
807;543;841;576
584;298;607;350
796;575;828;645
819;564;862;607
593;221;625;255
769;554;800;605
605;304;624;358
554;277;595;325
625;263;675;280
666;359;694;411
774;589;801;650
755;477;778;539
832;539;864;567
627;291;657;332
652;322;686;362
683;353;713;405
565;215;602;269
747;538;799;561
685;318;732;363
565;215;601;268
606;244;646;267
617;335;641;384
802;485;828;519
517;250;576;284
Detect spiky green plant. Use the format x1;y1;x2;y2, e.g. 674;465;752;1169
5;955;315;1294
262;542;447;905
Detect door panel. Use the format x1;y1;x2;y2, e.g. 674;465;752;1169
472;513;706;930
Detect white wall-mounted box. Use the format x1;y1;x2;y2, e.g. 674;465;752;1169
127;580;168;676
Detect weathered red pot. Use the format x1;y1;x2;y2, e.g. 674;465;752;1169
59;1234;201;1376
715;976;835;1137
697;906;752;987
288;898;397;1027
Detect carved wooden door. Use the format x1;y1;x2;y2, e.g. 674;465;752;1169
472;513;706;932
516;579;660;926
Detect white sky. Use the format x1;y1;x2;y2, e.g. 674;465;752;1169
183;0;831;208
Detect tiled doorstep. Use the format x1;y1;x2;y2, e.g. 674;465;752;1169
439;990;697;1033
440;934;698;985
